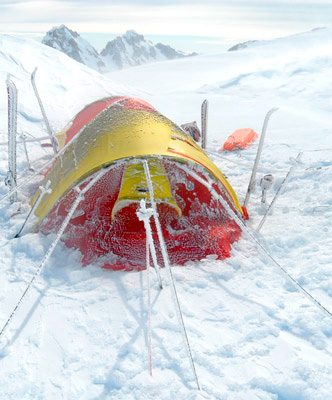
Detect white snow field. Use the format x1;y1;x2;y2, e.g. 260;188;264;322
1;27;332;399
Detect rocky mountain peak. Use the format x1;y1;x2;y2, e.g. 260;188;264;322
42;25;106;72
42;26;197;72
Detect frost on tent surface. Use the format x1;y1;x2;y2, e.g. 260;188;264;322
29;96;243;270
37;156;242;270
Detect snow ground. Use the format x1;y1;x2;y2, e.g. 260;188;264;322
1;28;332;399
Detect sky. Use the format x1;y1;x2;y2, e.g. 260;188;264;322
1;0;332;53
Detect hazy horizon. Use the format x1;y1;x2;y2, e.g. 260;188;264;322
1;0;331;54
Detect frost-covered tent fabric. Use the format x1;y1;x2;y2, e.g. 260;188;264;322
30;96;245;269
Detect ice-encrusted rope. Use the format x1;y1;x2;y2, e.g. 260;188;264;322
0;132;73;206
178;162;332;322
146;238;153;376
142;159;200;391
0;98;122;206
137;201;163;290
0;166;110;340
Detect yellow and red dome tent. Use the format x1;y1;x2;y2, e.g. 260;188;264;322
31;97;246;269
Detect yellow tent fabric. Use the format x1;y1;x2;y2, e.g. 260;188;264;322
111;159;181;219
32;106;243;223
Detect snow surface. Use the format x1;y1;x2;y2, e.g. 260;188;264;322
1;28;332;399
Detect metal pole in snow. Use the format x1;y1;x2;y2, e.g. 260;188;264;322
256;152;303;233
142;159;200;391
243;107;278;209
20;133;34;171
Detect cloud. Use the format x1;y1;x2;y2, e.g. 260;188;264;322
0;0;331;43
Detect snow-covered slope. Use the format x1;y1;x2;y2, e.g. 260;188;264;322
42;25;106;72
109;26;332;147
0;33;138;141
100;30;196;71
1;29;332;399
228;27;329;52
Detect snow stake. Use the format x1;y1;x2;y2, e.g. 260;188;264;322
256;152;303;233
20;132;34;171
243;107;278;209
260;174;274;203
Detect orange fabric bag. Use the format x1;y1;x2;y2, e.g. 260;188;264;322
222;128;258;151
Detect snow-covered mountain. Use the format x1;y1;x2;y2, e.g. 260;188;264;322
228;27;329;52
0;33;137;148
228;40;258;51
100;30;196;70
1;28;332;399
42;25;106;72
42;25;196;72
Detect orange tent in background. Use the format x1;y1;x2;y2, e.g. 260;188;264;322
222;128;258;151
